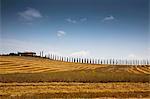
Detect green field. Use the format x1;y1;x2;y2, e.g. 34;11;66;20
0;56;150;98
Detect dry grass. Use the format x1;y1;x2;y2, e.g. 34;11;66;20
0;82;150;98
0;56;150;74
0;56;107;74
0;56;150;83
0;56;150;98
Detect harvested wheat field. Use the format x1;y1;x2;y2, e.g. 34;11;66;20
0;56;150;98
0;56;149;82
0;82;150;98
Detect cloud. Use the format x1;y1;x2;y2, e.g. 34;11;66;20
80;18;87;22
70;50;90;57
127;54;142;59
18;7;42;21
128;54;136;59
103;15;115;21
66;18;77;24
47;51;62;56
57;30;66;37
66;17;87;23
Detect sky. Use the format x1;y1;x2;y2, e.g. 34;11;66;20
1;0;150;59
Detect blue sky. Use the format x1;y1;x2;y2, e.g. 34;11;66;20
1;0;149;59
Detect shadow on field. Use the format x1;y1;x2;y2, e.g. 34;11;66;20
0;68;149;83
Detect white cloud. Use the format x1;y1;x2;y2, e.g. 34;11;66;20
70;50;90;57
66;18;77;24
47;51;62;56
80;18;87;22
128;54;136;59
127;54;143;60
57;30;66;37
66;17;87;23
103;15;115;21
18;7;42;21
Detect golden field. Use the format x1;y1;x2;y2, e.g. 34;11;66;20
0;56;150;74
0;56;150;98
0;82;150;98
0;56;149;82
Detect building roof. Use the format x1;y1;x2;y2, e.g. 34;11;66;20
18;52;36;54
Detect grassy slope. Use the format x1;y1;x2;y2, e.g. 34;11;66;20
0;56;150;83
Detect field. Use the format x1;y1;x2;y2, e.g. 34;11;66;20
1;82;150;98
0;56;150;98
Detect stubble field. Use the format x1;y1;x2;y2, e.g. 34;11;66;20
0;56;150;98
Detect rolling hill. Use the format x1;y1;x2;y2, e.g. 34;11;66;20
0;56;149;82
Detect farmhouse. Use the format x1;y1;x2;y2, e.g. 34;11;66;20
9;53;18;56
18;52;36;56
